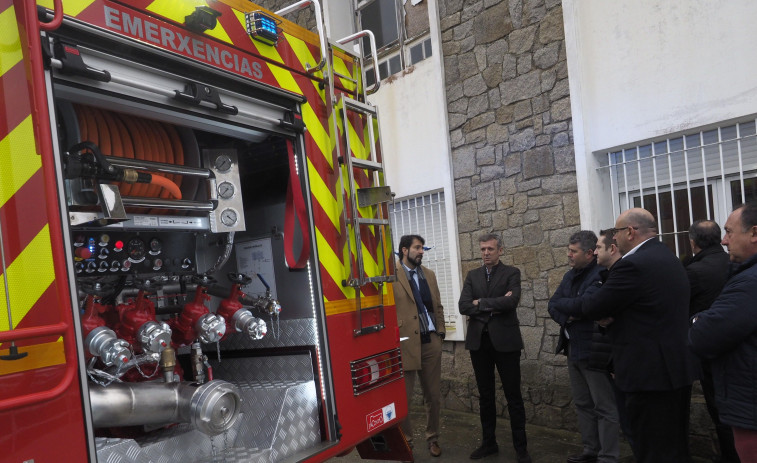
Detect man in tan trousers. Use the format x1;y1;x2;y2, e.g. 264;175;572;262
395;234;446;457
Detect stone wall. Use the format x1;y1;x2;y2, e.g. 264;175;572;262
434;0;717;455
437;0;579;430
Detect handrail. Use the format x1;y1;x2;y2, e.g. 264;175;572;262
38;0;63;31
275;0;327;74
0;322;78;412
336;30;380;95
0;322;68;342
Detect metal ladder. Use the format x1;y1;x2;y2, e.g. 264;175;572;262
328;31;395;336
337;95;395;336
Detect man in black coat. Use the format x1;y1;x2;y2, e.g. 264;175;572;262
459;233;531;463
690;203;757;461
549;231;619;463
582;208;695;463
684;220;739;463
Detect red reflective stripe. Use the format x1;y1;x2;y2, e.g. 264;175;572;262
0;63;32;141
284;139;310;269
0;169;48;264
4;284;62;348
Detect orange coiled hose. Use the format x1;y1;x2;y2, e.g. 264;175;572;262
149;174;182;199
72;105;188;204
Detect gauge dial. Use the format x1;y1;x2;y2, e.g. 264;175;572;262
127;238;146;262
217;181;235;199
149;238;162;255
214;154;233;172
220;208;238;227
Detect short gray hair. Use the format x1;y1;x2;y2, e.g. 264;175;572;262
478;233;502;249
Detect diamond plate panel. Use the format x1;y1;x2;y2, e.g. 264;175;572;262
94;356;320;462
216;318;318;351
211;353;314;383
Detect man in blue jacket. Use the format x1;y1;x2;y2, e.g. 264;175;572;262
690;202;757;461
549;231;619;463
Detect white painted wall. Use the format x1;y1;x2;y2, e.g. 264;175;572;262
369;58;451;199
323;0;465;340
563;0;757;230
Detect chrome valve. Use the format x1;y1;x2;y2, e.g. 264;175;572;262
195;313;226;343
137;321;172;354
85;326;131;366
233;309;267;340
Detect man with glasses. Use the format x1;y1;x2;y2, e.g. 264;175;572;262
582;208;695;463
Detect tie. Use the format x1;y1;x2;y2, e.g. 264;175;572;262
409;270;430;338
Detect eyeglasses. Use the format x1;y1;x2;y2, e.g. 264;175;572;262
607;226;639;236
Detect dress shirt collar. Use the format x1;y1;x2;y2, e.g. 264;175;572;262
622;237;655;258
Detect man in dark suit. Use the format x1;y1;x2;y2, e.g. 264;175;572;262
582;208;695;463
394;235;446;457
684;220;739;463
459;233;531;463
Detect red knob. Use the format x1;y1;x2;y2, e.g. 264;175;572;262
75;247;93;259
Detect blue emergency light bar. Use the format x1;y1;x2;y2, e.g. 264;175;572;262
246;12;280;46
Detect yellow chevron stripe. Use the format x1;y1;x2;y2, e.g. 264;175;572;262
332;54;356;93
316;228;351;300
36;0;93;18
307;158;339;230
1;117;41;209
283;32;322;79
0;5;23;75
0;225;55;331
0;339;65;375
146;0;232;43
231;10;332;170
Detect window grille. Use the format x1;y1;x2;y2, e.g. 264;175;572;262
357;0;432;87
389;191;457;332
598;117;757;258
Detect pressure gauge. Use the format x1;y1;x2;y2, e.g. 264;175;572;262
214;154;233;172
220;208;238;227
217;181;235;199
127;237;146;263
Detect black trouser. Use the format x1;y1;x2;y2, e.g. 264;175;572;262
625;385;692;463
701;360;741;462
470;331;527;453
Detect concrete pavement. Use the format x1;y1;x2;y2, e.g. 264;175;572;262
334;405;712;462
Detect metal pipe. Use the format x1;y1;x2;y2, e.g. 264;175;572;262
275;0;327;73
120;197;214;210
336;30;381;94
89;379;240;436
104;156;211;178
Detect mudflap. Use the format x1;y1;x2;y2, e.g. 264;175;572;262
355;424;414;462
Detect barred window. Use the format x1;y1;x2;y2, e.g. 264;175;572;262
598;117;757;258
389;191;458;335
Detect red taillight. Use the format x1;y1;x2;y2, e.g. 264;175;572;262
350;349;403;395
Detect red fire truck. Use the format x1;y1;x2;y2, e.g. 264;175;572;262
0;0;413;461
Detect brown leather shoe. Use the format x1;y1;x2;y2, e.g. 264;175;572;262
428;441;441;457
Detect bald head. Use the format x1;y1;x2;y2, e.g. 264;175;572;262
614;208;658;254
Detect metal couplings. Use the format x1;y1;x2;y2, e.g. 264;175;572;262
195;313;226;343
138;321;172;354
232;309;267;340
85;326;132;366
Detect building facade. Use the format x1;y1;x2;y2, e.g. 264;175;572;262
270;0;757;456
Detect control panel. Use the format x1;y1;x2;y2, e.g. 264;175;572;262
72;231;197;276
